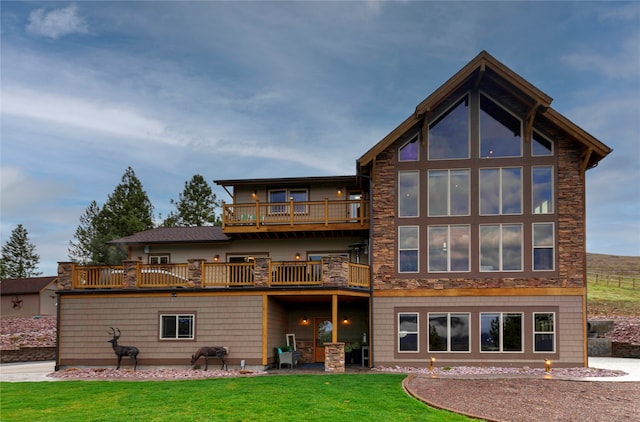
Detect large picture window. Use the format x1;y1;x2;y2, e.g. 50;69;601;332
533;223;555;271
480;224;523;271
480;93;522;158
399;171;419;217
428;225;470;272
160;314;194;340
398;313;419;352
532;166;553;214
268;188;308;214
428;95;470;160
479;167;522;215
428;313;470;352
480;312;523;352
398;226;419;273
533;313;555;352
428;169;470;216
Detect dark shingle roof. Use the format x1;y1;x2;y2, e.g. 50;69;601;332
0;277;57;295
107;226;230;245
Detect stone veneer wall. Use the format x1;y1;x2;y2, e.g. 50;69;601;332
370;131;587;290
1;347;56;363
324;342;345;373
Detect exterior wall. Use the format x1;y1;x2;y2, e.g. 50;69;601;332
1;294;41;317
233;184;355;204
58;292;265;369
373;294;585;368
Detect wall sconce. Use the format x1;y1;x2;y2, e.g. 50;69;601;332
343;316;349;324
295;253;301;261
302;316;308;324
214;255;219;262
337;189;342;196
429;357;436;372
251;190;257;199
545;359;552;372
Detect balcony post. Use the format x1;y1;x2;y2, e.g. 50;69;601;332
57;262;74;290
290;198;295;227
254;257;270;288
322;255;349;287
255;200;260;228
123;260;139;288
221;201;226;228
324;198;329;226
188;259;204;288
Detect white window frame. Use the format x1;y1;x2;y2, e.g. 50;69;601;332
398;312;419;353
428;169;470;217
268;188;308;215
533;222;555;271
427;93;471;161
398;171;420;218
479;312;524;353
427;225;471;273
479;167;523;216
149;255;170;265
159;314;195;340
533;312;556;353
532;166;554;214
398;226;419;273
427;312;471;353
480;224;523;272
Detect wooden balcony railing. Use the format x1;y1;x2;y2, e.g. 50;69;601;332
68;260;369;290
221;199;369;229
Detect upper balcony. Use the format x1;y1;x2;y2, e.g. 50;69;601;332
221;198;369;238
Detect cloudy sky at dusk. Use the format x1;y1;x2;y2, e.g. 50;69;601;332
2;1;639;275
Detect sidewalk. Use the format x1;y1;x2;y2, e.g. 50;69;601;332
1;358;638;382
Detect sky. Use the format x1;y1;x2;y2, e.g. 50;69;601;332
1;1;639;276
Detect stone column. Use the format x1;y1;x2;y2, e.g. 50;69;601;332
188;259;204;288
254;257;270;288
57;262;74;290
324;342;345;373
323;255;349;287
123;260;139;288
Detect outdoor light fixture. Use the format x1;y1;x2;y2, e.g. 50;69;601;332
295;253;301;260
214;255;219;262
545;359;552;372
302;316;308;324
343;316;349;324
252;190;257;199
337;189;342;196
429;357;436;371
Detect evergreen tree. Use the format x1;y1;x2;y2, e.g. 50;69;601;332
1;224;41;278
68;167;155;265
162;174;220;227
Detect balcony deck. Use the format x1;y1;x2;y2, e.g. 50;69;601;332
221;199;369;237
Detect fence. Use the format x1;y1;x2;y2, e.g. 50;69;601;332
587;273;639;290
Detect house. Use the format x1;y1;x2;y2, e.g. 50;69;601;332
54;51;610;371
1;277;58;317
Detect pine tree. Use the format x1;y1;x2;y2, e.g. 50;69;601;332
68;167;155;265
162;174;220;227
1;224;42;278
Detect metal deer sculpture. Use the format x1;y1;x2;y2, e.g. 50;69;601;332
190;346;227;371
107;327;139;371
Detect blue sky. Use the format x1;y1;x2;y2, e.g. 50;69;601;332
1;1;639;276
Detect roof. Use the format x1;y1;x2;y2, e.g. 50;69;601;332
0;276;57;295
107;226;230;245
215;175;362;188
358;50;612;170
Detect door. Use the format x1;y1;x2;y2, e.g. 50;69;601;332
349;191;363;222
314;318;333;362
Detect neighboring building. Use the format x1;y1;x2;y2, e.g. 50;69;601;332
1;277;58;317
55;51;610;370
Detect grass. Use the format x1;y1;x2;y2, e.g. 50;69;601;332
0;374;475;421
587;279;640;316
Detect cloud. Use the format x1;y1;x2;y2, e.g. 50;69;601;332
26;4;88;39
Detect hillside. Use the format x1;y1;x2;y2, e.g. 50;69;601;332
587;253;640;276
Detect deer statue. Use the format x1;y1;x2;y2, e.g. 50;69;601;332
190;346;228;371
107;327;139;371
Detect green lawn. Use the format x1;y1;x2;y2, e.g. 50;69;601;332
587;278;640;316
1;374;475;421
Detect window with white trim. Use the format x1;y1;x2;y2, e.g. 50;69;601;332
428;94;470;160
533;223;555;271
480;224;523;272
428;225;470;272
428;169;470;216
398;313;419;352
480;312;523;352
398;226;419;273
479;167;522;215
160;314;194;340
398;171;419;217
149;255;169;265
532;166;553;214
533;312;555;352
268;188;308;214
480;93;522;158
428;313;470;352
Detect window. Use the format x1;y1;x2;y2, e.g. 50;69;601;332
533;223;555;270
160;314;194;340
480;312;523;352
428;313;470;352
149;255;169;265
268;188;308;214
428;225;470;272
480;224;523;271
532;166;553;214
533;313;555;352
480;93;522;158
398;226;419;273
428;169;470;216
479;167;522;215
532;131;553;156
399;134;419;161
398;171;419;217
428;95;470;160
398;313;419;352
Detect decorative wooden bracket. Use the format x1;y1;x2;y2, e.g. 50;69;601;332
580;147;593;180
524;102;541;144
473;62;486;91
